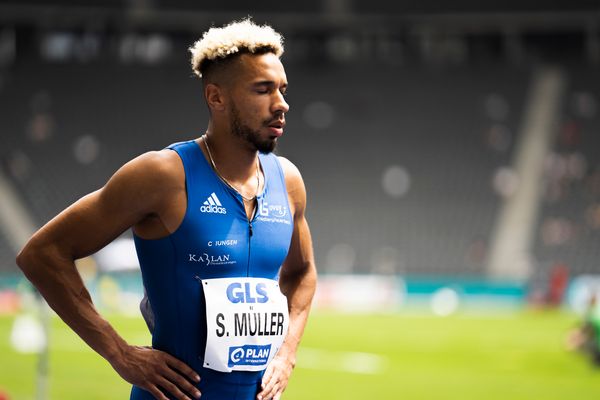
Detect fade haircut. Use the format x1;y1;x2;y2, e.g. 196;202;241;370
189;18;284;80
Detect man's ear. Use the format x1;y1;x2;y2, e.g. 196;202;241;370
205;83;227;112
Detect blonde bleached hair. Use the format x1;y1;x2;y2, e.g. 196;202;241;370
189;18;284;78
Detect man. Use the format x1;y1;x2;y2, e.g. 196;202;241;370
16;18;317;400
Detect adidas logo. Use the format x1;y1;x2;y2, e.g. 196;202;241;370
200;192;227;214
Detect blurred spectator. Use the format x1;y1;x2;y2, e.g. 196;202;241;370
566;292;600;366
546;263;569;306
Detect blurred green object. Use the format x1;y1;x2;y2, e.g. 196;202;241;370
593;315;600;348
586;303;600;361
1;310;600;400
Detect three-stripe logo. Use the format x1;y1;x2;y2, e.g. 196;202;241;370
200;192;227;214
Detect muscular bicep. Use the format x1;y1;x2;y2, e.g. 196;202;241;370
24;151;179;262
281;215;314;279
36;189;145;261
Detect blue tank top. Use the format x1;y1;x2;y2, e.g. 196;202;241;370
133;140;294;386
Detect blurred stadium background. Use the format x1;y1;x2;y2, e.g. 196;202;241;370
1;1;600;399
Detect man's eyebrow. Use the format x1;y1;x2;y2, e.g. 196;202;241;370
252;80;288;88
253;80;274;87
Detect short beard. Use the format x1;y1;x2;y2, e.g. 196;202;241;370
230;103;276;154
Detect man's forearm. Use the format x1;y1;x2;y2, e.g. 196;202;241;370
278;261;317;363
17;248;129;365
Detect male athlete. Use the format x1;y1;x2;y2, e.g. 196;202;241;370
16;19;317;400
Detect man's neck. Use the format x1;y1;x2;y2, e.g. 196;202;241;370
202;128;259;186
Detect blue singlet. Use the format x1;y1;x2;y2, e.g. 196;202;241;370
130;140;294;399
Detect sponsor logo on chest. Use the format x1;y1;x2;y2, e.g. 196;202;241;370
200;192;227;214
257;201;291;225
188;253;236;266
208;239;238;247
258;201;287;217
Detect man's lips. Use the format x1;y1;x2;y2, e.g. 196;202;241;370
267;120;285;137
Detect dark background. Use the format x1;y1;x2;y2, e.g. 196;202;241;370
0;1;599;288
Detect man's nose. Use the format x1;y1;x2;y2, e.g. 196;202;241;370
273;91;289;114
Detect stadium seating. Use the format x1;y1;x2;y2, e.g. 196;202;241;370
0;37;598;280
531;62;600;284
0;232;15;274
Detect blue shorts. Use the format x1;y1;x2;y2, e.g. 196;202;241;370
129;370;264;400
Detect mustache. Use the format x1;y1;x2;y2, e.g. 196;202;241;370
265;116;285;127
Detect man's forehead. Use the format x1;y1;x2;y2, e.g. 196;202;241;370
240;53;287;82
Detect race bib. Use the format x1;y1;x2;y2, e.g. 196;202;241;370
201;277;289;372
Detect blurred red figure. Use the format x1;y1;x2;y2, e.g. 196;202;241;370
547;263;569;306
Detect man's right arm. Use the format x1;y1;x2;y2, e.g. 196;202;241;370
16;150;201;400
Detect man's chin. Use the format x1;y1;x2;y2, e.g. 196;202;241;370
255;137;277;154
238;127;278;154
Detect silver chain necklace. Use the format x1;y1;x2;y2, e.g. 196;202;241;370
202;134;260;202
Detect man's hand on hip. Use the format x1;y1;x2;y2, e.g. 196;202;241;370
256;355;294;400
111;345;201;400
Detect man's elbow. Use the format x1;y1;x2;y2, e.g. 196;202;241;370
16;241;36;276
16;238;49;279
281;261;317;287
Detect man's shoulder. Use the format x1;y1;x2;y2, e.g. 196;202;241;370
276;156;306;210
116;149;184;191
276;155;302;184
135;148;182;172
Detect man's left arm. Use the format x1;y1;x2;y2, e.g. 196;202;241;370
258;158;317;400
